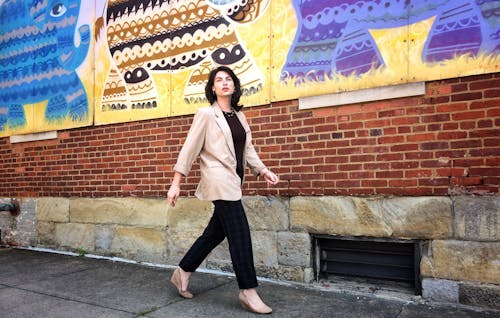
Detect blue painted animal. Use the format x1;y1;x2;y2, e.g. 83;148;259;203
282;0;500;83
0;0;90;131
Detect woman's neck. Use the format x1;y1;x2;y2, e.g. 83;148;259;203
217;97;232;112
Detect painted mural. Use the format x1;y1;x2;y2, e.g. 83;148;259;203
274;0;500;100
282;0;500;82
1;0;499;135
0;0;94;137
94;0;270;124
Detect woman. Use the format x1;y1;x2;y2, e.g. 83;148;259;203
167;66;279;314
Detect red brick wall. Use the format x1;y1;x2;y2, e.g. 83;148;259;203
1;73;499;198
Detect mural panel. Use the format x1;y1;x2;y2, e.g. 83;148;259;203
0;0;94;137
1;0;499;134
94;0;271;124
275;0;500;100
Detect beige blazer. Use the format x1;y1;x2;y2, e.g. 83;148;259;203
174;103;266;201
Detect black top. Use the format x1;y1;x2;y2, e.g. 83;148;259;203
223;110;246;181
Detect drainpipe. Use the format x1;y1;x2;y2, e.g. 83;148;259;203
0;199;20;216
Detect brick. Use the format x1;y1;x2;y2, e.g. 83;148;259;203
469;129;500;138
486;108;500;117
392;116;419;125
338;122;363;130
365;119;391;128
426;83;452;95
437;131;467;140
450;177;482;186
351;111;377;121
379;109;405;118
391;143;418;151
478;120;493;128
422;113;451;123
351;138;376;146
312;107;335;117
376;170;404;178
377;153;404;161
391;161;419;169
451;83;469;93
470;99;499;109
436;103;468;113
421;96;450;104
361;179;388;187
337;104;363;115
460;121;476;129
484;138;500;147
469;167;500;176
407;133;435;142
388;179;418;187
452;111;485;121
336;180;361;188
350;154;376;162
485;89;500;98
378;135;405;144
420;141;449;150
363;100;392;112
451;92;483;102
451;140;482;149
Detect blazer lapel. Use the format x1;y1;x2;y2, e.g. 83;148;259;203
213;104;236;160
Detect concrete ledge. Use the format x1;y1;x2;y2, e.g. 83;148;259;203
299;82;425;109
10;131;57;143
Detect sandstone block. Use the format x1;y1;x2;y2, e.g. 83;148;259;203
243;196;289;231
454;195;499;241
290;196;452;239
278;232;311;267
167;198;212;232
252;231;278;267
54;223;95;252
36;221;56;245
111;226;167;263
421;240;500;284
36;197;69;222
70;197;168;228
95;225;114;252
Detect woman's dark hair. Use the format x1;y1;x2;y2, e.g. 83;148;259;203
205;66;243;111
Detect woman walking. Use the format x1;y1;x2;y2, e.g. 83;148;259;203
167;66;279;314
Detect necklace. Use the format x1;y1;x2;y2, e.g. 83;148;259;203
222;109;236;118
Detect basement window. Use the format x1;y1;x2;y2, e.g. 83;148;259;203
313;235;421;295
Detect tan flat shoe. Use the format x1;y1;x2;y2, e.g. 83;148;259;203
239;293;272;314
170;268;193;299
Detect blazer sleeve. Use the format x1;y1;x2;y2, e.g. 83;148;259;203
173;109;207;176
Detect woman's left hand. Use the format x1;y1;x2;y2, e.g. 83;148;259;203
262;169;279;186
167;185;180;207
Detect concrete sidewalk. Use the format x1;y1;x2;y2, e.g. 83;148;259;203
0;247;497;318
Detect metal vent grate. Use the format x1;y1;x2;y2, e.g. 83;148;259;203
314;236;421;294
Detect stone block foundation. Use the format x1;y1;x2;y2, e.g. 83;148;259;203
0;195;498;310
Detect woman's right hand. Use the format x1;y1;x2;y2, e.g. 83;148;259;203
167;185;180;207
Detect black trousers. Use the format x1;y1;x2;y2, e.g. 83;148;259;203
179;200;258;289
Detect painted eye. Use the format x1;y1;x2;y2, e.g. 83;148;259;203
50;3;67;17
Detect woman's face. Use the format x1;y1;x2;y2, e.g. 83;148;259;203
212;71;234;98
